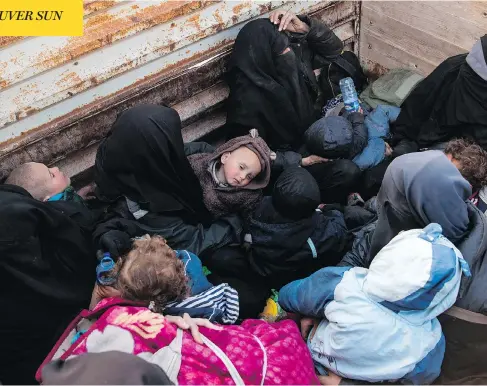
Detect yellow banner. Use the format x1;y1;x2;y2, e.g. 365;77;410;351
0;0;83;36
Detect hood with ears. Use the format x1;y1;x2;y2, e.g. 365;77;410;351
210;131;271;190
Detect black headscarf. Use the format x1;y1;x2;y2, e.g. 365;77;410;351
42;351;173;385
369;150;471;258
394;35;487;149
95;104;211;224
226;19;318;150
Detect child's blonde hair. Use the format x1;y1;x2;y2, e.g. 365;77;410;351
111;235;189;312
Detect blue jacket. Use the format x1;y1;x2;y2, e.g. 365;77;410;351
175;250;212;295
279;224;470;384
353;105;400;170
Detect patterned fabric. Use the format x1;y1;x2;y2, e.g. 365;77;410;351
163;283;239;324
37;299;319;385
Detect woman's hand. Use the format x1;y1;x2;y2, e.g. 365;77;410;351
269;10;310;33
165;313;223;344
301;155;329;167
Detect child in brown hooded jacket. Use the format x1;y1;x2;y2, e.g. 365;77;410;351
187;130;271;218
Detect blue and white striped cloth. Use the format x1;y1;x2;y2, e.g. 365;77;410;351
163;283;240;324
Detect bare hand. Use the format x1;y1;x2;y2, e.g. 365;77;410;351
300;317;316;339
301;155;329;167
165;313;223;344
318;371;343;385
269;10;309;33
384;142;393;157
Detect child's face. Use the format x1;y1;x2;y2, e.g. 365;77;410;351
31;163;71;200
220;147;262;187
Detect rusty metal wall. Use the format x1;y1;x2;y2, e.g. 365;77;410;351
0;0;360;181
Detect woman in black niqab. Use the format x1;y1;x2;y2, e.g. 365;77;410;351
226;19;319;150
95;104;212;225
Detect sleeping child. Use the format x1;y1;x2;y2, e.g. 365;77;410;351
186;129;271;218
43;234;321;385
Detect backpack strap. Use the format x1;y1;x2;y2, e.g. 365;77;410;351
333;55;360;81
149;329;246;385
148;328;183;385
200;334;246;385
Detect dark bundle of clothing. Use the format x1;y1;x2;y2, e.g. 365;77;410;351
0;184;97;385
94;104;242;257
226;16;343;150
338;150;487;384
187;132;271;219
304;112;367;159
394;35;487;150
246;167;349;289
42;351;173;385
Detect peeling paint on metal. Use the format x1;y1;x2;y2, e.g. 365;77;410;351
83;1;118;16
0;37;24;49
0;0;358;180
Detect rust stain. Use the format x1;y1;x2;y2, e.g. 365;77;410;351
187;14;201;28
33;1;204;73
0;36;24;49
0;79;9;89
23;107;38;118
83;1;117;16
171;22;176;27
85;12;115;29
213;9;224;25
232;2;251;15
232;15;238;24
258;3;272;14
55;71;82;88
131;4;139;10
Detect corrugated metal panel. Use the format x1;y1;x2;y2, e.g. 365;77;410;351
0;0;359;181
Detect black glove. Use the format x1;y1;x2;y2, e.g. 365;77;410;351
99;230;132;258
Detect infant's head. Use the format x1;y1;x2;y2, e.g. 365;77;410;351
112;235;189;312
272;166;321;220
5;162;70;201
220;145;262;187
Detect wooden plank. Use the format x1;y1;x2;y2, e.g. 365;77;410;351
361;5;468;69
363;1;483;52
360;31;436;76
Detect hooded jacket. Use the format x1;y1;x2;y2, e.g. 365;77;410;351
279;224;470;384
394;35;487;149
187;133;271;218
248;198;348;289
305;112;367;160
246;167;349;288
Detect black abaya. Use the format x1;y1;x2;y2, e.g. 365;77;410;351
226;17;342;150
0;184;96;384
394;35;487;149
95;104;212;224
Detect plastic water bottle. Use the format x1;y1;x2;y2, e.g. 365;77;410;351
339;77;360;113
